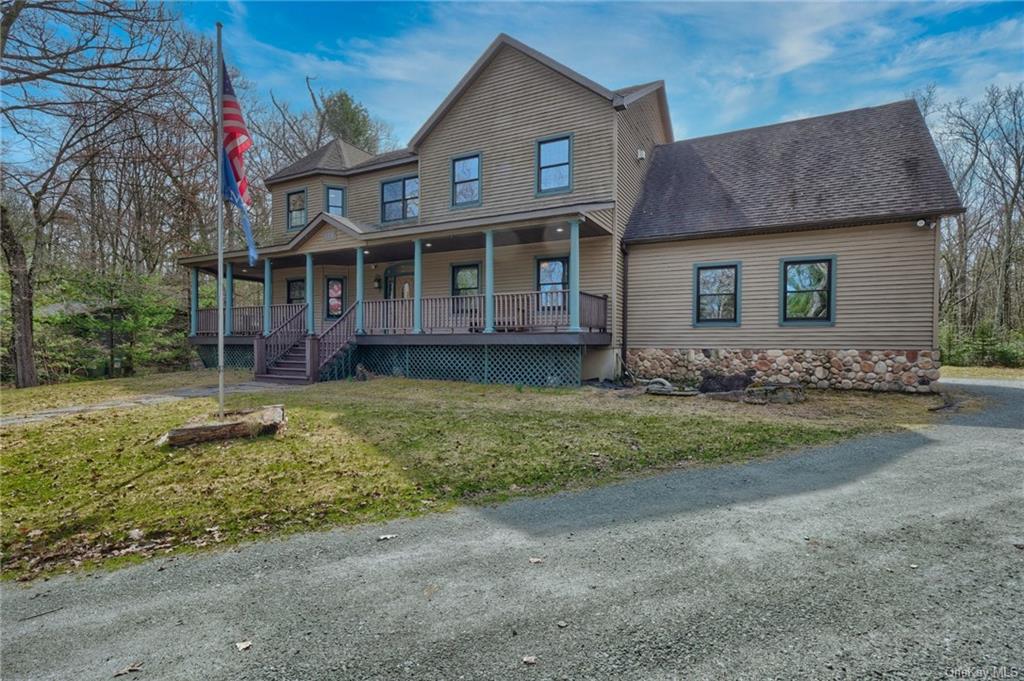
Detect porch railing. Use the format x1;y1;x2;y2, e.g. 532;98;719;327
194;303;307;336
363;298;415;334
317;302;357;368
359;290;607;335
422;294;485;333
580;292;609;332
264;303;307;365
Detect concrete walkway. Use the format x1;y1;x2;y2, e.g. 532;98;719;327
0;381;302;427
2;379;1022;680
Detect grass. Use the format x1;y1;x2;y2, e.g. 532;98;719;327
1;377;947;581
0;369;252;415
940;365;1024;380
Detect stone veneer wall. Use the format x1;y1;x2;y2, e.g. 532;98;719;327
626;348;942;393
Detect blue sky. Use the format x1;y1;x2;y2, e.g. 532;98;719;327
184;1;1023;145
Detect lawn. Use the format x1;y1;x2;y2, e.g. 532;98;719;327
1;377;947;580
940;365;1024;380
0;369;252;415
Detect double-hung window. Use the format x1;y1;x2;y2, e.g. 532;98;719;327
286;278;305;305
694;263;739;324
781;257;835;323
451;264;480;315
326;187;345;216
381;176;419;222
536;135;572;194
452;154;481;207
537;257;569;308
286;190;306;230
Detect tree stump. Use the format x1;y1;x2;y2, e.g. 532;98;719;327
156;405;286;447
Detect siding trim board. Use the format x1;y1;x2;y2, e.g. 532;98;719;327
692;261;742;328
778;255;837;327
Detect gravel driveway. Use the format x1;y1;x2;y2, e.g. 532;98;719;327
3;379;1022;680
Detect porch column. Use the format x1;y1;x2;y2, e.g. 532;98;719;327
355;247;365;334
568;218;581;332
225;261;234;336
305;253;314;334
484;229;495;333
189;268;199;337
262;258;272;335
413;238;423;333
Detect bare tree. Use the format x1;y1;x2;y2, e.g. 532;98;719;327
1;0;181;386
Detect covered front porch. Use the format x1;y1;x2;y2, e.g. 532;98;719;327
184;214;613;385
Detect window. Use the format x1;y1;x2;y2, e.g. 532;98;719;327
326;187;345;216
537;257;568;308
325;277;345;318
781;258;835;322
694;263;739;324
286;278;305;305
536;135;572;194
451;264;480;297
452;154;481;207
286;190;306;230
381;176;419;222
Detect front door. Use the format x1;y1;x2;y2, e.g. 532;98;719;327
385;275;413;300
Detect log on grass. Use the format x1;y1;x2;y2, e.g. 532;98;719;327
157;405;286;447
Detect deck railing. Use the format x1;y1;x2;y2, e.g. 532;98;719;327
363;298;415;334
195;303;307;336
317;303;357;368
580;292;609;332
422;294;485;333
493;290;570;332
264;303;307;365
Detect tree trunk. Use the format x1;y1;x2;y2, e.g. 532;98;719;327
0;205;40;387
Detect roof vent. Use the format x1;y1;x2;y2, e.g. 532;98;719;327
636;148;646;162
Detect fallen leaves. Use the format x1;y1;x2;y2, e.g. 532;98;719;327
113;662;143;677
522;656;537;665
528;557;544;565
377;534;398;542
235;640;252;651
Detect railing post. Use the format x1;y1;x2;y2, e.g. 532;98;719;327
305;253;314;335
253;336;266;375
189;268;199;337
355;247;365;334
568;219;581;332
305;335;320;383
225;261;234;336
263;258;272;336
413;238;423;333
484;229;495;333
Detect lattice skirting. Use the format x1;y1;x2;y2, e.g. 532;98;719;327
195;345;254;369
319;345;358;382
352;344;582;387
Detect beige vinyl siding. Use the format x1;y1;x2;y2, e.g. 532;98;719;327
627;222;939;349
270;235;610;334
612;91;670;348
268;177;334;245
416;45;615;225
346;162;419;227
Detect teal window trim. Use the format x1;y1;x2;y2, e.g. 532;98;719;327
778;255;837;326
285;188;307;231
380;174;420;224
535;254;569;310
450;152;482;209
325;185;346;217
692;261;741;327
450;261;481;297
324;275;347;320
534;132;574;197
286;277;305;304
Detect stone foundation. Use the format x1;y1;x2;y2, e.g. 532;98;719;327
626;348;941;393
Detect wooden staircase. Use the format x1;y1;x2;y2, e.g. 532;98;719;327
256;339;310;383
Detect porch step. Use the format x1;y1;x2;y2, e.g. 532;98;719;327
255;373;311;384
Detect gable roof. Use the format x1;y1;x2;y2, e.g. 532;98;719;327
408;34;670;148
264;138;375;185
625;100;963;243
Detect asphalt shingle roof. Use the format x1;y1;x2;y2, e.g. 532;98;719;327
625;100;963;242
264;139;376;184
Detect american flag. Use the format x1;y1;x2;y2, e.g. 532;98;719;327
222;60;253;206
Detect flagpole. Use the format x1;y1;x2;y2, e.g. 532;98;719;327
215;22;225;418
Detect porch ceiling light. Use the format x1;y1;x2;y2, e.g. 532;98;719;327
363;249;370;254
425;242;432;247
556;227;564;233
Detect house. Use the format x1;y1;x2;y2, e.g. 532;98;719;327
179;34;963;391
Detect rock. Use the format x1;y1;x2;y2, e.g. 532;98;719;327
127;529;144;541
